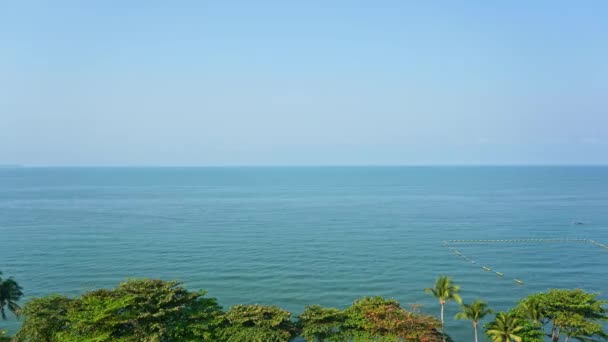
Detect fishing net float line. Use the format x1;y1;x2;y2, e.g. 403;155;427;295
442;238;608;286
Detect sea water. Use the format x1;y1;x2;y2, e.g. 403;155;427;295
2;166;607;339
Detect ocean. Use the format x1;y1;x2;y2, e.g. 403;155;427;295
1;166;607;339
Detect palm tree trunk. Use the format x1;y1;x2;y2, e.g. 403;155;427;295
441;302;445;342
564;337;569;342
473;321;478;342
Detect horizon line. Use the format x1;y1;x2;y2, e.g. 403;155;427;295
4;164;608;168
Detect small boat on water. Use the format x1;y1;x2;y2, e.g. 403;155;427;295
471;260;476;264
482;266;491;271
454;251;461;255
495;272;504;276
514;279;524;284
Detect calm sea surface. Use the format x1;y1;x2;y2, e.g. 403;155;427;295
1;167;607;339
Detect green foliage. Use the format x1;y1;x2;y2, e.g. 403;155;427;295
342;296;401;334
424;276;462;306
298;304;345;341
455;300;492;342
218;304;296;342
517;320;545;342
11;276;607;342
485;311;524;342
0;271;24;320
519;289;608;341
513;297;547;342
425;276;462;341
455;300;493;323
341;296;442;341
14;295;72;342
514;297;545;326
69;279;221;341
15;279;222;342
170;293;225;341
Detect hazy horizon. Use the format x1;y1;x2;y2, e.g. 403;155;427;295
5;163;608;168
2;1;607;166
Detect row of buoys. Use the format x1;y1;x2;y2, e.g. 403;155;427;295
446;238;588;244
444;238;608;253
446;246;523;285
588;239;608;250
445;237;608;285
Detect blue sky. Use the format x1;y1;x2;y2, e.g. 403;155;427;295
1;1;607;165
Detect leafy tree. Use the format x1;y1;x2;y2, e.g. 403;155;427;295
515;297;545;326
525;289;607;342
170;292;224;341
485;312;524;342
557;312;607;342
342;296;443;341
56;280;221;342
14;295;72;342
516;320;544;342
455;300;492;342
298;304;345;341
424;276;462;341
497;308;544;342
514;296;547;340
342;296;401;335
0;271;24;320
218;304;296;342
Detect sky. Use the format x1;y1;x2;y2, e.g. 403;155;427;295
1;1;607;166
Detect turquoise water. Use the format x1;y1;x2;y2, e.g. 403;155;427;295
2;166;608;340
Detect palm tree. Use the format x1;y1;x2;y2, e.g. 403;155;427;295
518;298;545;335
0;271;23;320
425;276;462;342
486;312;524;342
455;300;493;342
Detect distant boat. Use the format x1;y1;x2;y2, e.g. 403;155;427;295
495;272;504;276
514;279;524;284
482;266;491;271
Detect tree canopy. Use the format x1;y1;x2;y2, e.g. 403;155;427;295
298;304;344;341
14;295;72;342
218;304;296;342
15;279;222;342
485;311;524;342
342;296;443;341
523;289;608;342
8;278;608;342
